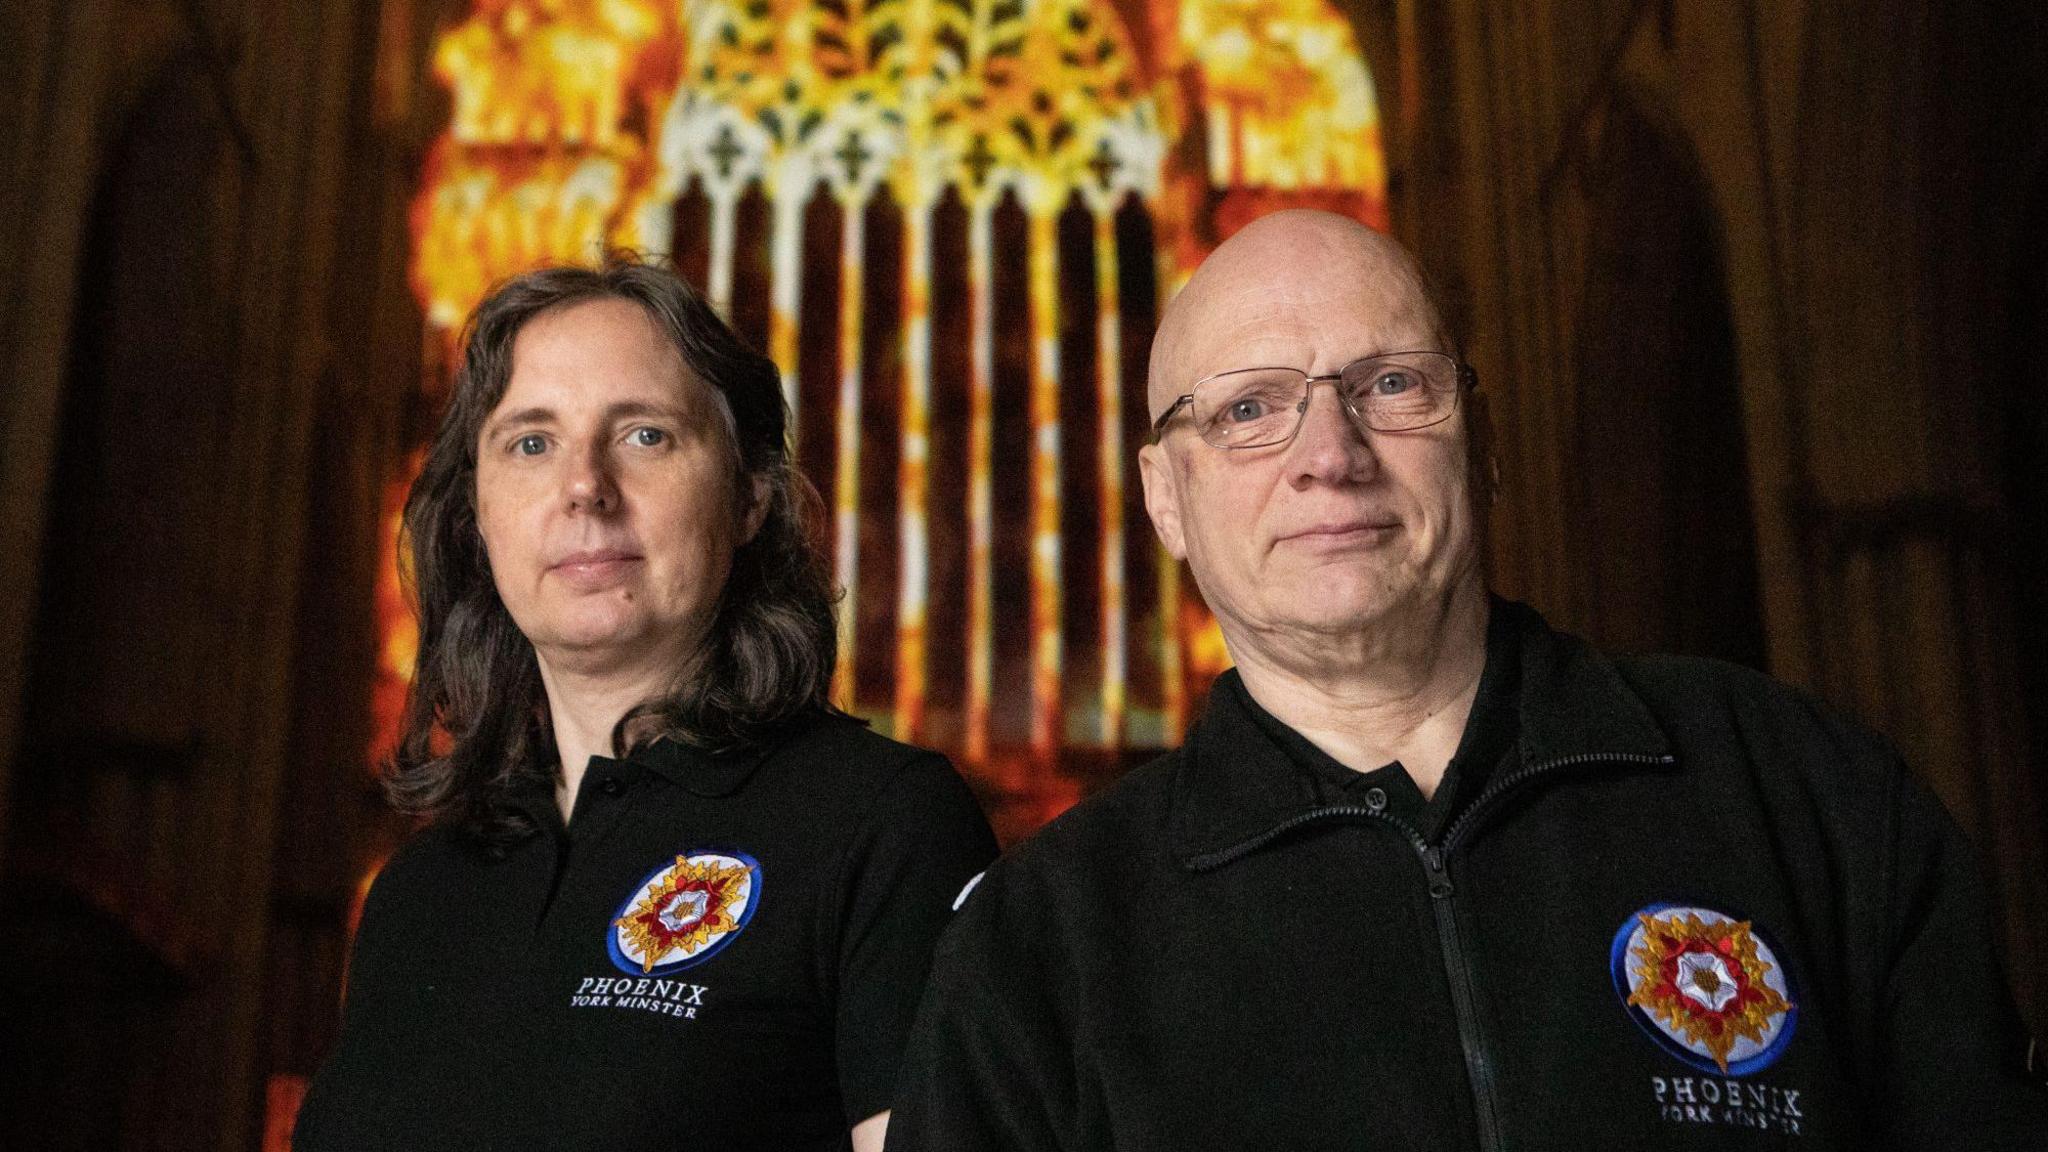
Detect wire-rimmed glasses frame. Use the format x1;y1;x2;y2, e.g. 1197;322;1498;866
1150;351;1477;449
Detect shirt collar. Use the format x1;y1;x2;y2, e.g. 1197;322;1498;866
490;735;773;848
496;714;837;835
630;735;774;797
1171;596;1673;868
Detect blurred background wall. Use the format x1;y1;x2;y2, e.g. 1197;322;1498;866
0;1;2043;1148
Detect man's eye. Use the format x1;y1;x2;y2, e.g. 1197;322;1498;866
628;426;668;447
1371;371;1416;396
514;434;547;456
1225;398;1268;422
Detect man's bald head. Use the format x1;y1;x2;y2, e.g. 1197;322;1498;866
1146;210;1450;423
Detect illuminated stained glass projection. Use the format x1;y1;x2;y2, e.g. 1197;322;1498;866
398;0;1386;787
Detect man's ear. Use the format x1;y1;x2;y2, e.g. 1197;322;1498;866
1138;443;1188;561
739;472;771;545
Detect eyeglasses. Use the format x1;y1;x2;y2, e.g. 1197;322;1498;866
1151;351;1476;449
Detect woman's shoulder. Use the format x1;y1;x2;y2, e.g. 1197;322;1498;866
357;820;490;914
755;711;990;840
764;710;956;787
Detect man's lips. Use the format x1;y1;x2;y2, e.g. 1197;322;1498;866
1275;520;1403;548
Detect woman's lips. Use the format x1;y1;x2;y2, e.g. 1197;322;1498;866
550;550;644;588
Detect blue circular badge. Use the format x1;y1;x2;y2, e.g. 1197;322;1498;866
607;850;761;976
1610;902;1798;1076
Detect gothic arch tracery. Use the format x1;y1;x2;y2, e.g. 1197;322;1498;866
397;0;1388;788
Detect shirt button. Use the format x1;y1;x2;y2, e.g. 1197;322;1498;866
598;777;625;797
1364;786;1388;813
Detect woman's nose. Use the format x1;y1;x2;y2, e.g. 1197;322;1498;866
563;444;620;512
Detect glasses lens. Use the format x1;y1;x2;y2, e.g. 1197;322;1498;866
1192;369;1306;447
1338;353;1458;430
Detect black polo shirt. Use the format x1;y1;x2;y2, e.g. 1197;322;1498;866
295;713;997;1152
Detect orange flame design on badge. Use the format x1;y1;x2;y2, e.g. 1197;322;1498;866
613;856;754;973
1626;910;1794;1073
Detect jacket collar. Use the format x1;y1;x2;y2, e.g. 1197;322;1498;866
1171;597;1673;868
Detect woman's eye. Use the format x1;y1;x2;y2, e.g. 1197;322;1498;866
514;434;547;456
628;426;668;447
1372;372;1415;395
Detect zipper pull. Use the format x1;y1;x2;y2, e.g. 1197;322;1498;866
1421;844;1453;899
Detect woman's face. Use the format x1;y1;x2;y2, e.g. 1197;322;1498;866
474;297;764;679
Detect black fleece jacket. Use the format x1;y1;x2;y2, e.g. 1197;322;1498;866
887;599;2047;1151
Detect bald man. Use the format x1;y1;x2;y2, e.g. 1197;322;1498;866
886;212;2047;1150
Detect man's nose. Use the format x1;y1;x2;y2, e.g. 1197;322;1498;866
563;442;620;512
1287;380;1378;486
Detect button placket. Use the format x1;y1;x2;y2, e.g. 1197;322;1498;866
540;762;647;936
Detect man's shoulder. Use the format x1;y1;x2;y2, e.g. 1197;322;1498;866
1504;596;1910;820
1609;651;1893;757
1595;649;1909;820
1010;749;1185;874
947;749;1185;933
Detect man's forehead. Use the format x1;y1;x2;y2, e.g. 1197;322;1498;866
1193;272;1435;341
1149;251;1442;406
1144;213;1445;403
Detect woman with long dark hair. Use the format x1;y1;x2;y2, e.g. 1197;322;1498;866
295;256;996;1152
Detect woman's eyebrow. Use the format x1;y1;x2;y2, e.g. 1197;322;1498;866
483;400;689;440
482;406;556;438
600;400;689;422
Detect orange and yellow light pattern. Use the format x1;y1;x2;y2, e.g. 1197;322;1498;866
412;0;683;329
407;0;1384;335
380;0;1388;769
1178;0;1386;194
368;453;421;766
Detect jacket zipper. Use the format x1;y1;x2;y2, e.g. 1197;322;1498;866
1419;839;1502;1152
1185;750;1676;1151
1424;752;1673;1152
1440;751;1675;853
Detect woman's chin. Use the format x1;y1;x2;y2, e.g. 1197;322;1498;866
531;617;668;672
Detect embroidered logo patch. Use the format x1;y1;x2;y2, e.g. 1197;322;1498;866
608;851;759;976
1611;903;1797;1076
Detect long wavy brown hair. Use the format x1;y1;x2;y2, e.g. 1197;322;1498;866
387;254;836;846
